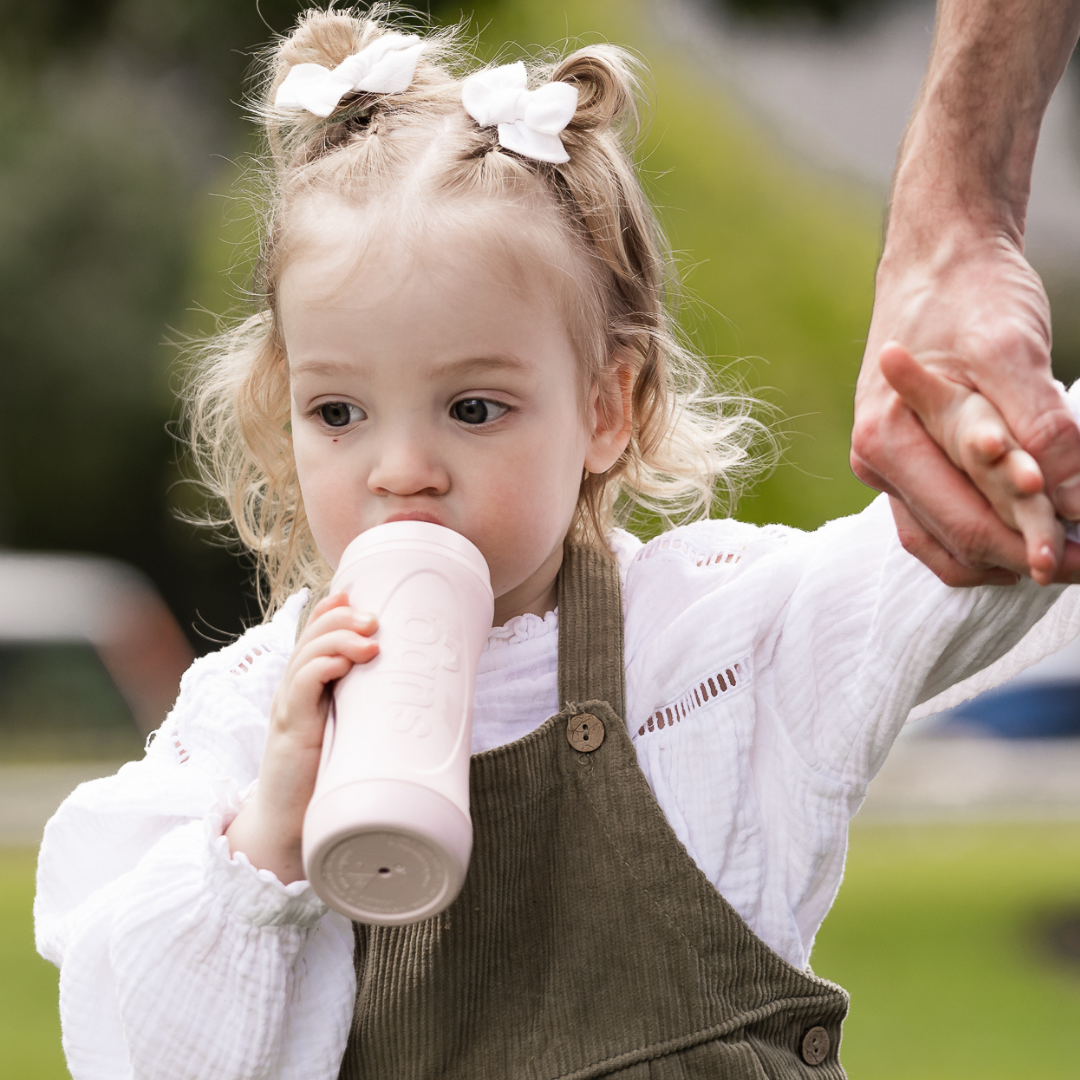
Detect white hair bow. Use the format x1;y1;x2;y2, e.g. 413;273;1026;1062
461;62;578;164
274;33;424;118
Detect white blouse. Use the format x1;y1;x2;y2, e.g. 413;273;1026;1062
35;494;1080;1080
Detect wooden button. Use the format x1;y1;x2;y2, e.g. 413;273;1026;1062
567;713;604;752
800;1026;829;1066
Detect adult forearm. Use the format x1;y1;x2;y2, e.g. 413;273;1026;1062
889;0;1080;248
852;0;1080;584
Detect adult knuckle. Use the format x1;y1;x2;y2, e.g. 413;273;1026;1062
935;563;974;588
950;518;1006;570
852;412;905;473
973;318;1048;369
850;415;882;464
948;519;996;566
849;449;879;488
894;521;925;558
1016;406;1078;459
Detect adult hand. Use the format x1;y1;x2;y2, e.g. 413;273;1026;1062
850;0;1080;586
878;341;1063;586
852;230;1080;586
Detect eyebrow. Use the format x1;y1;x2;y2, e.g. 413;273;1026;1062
434;354;531;376
289;354;532;378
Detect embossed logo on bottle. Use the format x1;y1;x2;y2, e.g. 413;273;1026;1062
369;571;467;769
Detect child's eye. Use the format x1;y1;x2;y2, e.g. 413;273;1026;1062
451;398;509;425
318;402;364;427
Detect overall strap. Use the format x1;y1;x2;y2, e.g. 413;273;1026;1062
557;541;626;721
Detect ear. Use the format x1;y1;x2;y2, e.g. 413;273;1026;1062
584;355;634;474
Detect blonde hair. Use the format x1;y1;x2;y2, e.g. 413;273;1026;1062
184;5;770;617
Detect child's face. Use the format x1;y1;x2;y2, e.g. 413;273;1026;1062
279;203;629;624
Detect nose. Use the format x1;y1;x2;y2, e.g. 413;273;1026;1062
367;429;449;498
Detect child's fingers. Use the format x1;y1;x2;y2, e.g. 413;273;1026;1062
887;354;1063;584
274;630;380;741
879;341;968;457
309;591;351;620
299;599;378;648
963;447;1060;583
1002;447;1046;497
1011;490;1064;587
291;627;379;684
955;432;1061;585
954;404;1041;520
286;653;359;719
968;423;1008;463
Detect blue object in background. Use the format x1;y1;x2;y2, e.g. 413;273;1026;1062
942;681;1080;738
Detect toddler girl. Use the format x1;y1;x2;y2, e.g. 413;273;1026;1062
35;8;1080;1079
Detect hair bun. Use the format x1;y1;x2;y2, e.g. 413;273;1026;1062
272;11;386;92
552;45;639;133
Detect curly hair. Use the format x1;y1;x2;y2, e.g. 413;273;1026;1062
183;5;771;616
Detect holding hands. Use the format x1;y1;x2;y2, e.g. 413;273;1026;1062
852;233;1080;587
850;0;1080;588
875;339;1068;588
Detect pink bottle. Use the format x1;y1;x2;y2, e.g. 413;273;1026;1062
302;522;493;925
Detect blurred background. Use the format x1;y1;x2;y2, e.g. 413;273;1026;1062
1;0;1079;1076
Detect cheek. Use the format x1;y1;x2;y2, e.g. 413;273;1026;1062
490;425;584;504
468;428;586;551
291;432;358;566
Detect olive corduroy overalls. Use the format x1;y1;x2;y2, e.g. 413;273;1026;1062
339;542;849;1079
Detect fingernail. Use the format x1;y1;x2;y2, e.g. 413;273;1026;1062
1054;473;1080;519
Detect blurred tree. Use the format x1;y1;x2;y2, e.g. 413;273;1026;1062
717;0;886;24
0;1;479;650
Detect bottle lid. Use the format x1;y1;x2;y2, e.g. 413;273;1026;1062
334;521;491;596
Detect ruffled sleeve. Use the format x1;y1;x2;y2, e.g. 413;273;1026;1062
34;592;357;1080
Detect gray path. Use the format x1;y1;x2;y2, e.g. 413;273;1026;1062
3;739;1080;847
0;761;126;846
858;734;1080;822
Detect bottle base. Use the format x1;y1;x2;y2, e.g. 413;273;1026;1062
303;780;472;925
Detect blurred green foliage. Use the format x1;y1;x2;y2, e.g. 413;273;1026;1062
0;0;474;648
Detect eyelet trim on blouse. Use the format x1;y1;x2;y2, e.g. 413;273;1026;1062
636;533;744;568
229;642;273;677
166;636;279;766
172;725;190;765
635;653;753;739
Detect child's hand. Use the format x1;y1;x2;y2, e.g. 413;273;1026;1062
225;592;378;884
880;342;1063;586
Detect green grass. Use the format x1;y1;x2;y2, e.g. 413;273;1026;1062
5;823;1079;1078
812;822;1080;1079
0;849;67;1080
